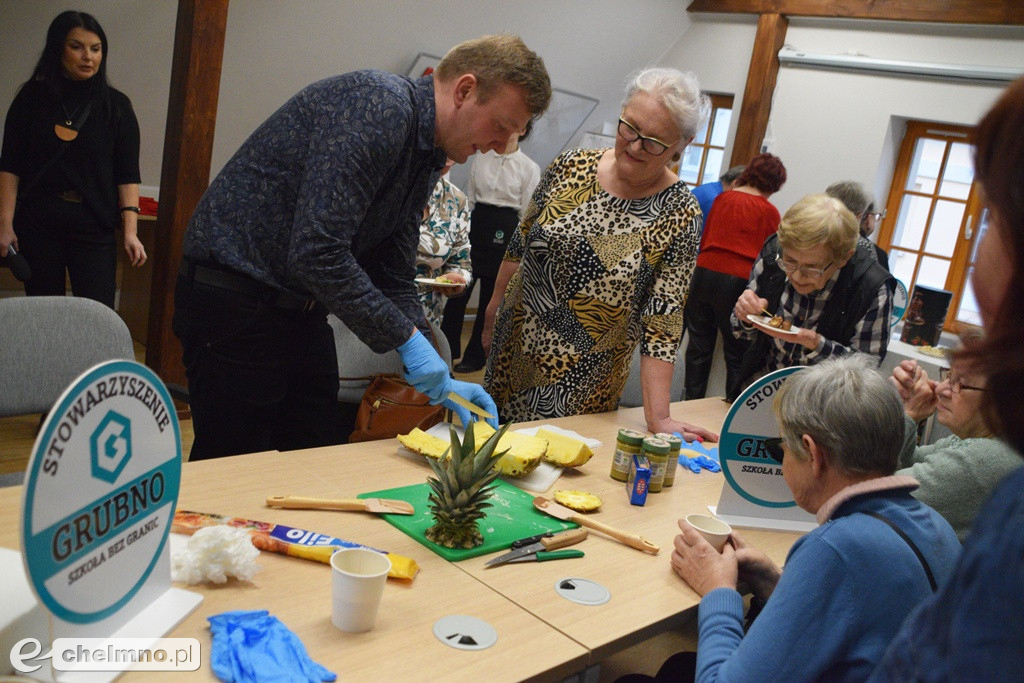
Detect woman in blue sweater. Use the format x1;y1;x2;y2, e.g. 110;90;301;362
666;355;960;682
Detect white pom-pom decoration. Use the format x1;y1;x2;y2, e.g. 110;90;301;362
171;525;261;585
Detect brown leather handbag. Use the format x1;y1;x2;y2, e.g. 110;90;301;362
347;374;445;443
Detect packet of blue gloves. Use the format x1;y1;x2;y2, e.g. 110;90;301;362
679;439;721;474
208;610;336;682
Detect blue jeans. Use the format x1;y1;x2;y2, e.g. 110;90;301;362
173;270;340;460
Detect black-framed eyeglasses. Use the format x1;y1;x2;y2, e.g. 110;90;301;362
867;209;887;222
617;117;677;156
774;254;835;279
764;437;785;464
939;367;986;394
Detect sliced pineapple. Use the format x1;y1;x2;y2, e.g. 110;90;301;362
553;490;602;512
470;421;497;447
536;428;594;468
494;431;547;477
397;428;450;459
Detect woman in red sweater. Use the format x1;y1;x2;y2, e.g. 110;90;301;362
683;153;786;399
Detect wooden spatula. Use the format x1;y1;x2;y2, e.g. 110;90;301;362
266;495;414;515
532;496;659;554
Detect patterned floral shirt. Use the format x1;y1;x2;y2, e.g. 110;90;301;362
416;176;472;326
183;71;446;353
486;148;701;422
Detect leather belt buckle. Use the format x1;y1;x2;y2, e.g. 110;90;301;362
57;190;84;203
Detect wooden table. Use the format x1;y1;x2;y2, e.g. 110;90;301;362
0;399;803;681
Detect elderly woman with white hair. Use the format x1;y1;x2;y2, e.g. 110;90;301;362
728;193;895;401
481;67;717;442
661;355;960;683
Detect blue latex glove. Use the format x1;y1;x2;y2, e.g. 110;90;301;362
208;610;336;683
397;329;451;402
678;437;721;474
442;379;499;429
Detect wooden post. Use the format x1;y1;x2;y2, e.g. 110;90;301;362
729;12;788;167
146;0;229;386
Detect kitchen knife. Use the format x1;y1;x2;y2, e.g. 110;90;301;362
446;391;496;420
484;527;589;567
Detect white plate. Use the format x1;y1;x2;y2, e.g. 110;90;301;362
397;424;602;493
415;277;462;288
746;313;799;336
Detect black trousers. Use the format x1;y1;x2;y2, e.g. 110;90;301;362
172;268;341;460
441;203;518;362
683;266;752;400
15;197;117;308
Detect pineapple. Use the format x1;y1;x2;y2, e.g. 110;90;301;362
537;428;594;468
424;424;510;549
397;428;450;459
553;489;602;512
470;422;546;477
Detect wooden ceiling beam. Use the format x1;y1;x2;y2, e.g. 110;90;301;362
730;12;788;167
687;0;1024;26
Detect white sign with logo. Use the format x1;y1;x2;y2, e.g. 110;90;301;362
712;367;818;533
12;360;201;681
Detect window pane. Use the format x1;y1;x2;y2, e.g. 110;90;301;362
916;256;951;290
693;116;709;145
956;267;982;326
703;149;725;183
890;249;918;290
923;200;965;257
892;195;931;251
938;142;974;199
679;145;702;184
905;137;945;194
709;108;732;147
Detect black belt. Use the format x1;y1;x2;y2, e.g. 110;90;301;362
179;261;318;313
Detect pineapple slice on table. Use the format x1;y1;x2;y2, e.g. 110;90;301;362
469;421;546;477
536;428;594;467
397;428;450;460
553;489;602;512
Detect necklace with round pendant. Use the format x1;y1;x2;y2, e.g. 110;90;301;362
54;102;81;141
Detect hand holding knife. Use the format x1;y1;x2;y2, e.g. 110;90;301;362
485;528;588;567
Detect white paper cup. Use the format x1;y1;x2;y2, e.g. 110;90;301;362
685;514;732;552
330;548;391;632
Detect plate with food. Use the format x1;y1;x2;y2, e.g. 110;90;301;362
746;313;799;335
414;277;462;288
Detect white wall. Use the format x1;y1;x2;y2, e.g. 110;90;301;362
0;0;695;189
660;15;1024;213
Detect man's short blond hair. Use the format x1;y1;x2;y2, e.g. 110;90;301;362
778;194;859;262
435;34;551;116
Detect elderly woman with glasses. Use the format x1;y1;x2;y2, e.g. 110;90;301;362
480;67;717;442
661;354;959;683
889;329;1020;542
728;193;895;401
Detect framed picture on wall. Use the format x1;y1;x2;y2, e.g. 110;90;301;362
408;53;442;78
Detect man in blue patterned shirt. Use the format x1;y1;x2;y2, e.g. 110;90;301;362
728;193;895;401
173;35;551;460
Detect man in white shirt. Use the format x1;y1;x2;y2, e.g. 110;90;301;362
442;122;541;372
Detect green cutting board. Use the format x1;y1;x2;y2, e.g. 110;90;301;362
359;479;577;561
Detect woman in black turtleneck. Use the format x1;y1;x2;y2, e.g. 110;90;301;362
0;10;144;308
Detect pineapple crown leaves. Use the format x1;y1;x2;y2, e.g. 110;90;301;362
425;423;510;504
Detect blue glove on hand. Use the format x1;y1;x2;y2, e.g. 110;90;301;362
442;379;499;429
678;438;721;474
208;610;336;683
397;329;451;402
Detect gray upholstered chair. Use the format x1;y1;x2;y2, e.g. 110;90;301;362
0;296;135;417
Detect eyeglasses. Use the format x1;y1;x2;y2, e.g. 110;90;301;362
867;209;887;222
939;367;985;394
617;117;677;156
774;254;836;279
764;437;785;464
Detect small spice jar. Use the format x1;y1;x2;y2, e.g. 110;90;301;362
610;428;645;481
641;436;670;492
654;432;682;487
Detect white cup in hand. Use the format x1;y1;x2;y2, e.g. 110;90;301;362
331;548;391;632
685;514;732;552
